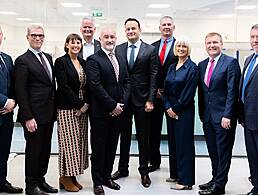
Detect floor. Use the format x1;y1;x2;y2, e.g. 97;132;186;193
5;155;252;195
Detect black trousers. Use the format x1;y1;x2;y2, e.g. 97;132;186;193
149;98;164;167
118;101;150;176
244;127;258;193
90;116;121;186
203;118;236;188
22;122;54;187
0;114;14;184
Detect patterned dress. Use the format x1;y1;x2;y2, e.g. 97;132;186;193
57;66;88;176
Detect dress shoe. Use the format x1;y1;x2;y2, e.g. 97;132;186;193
93;185;104;195
171;183;192;190
148;165;160;172
199;180;214;190
198;185;225;195
0;182;23;193
25;186;48;195
71;176;83;190
165;178;177;182
39;182;58;193
59;176;79;192
103;179;120;190
111;170;129;180
141;175;151;188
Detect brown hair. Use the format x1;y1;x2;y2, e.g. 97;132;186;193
205;32;223;43
64;33;83;53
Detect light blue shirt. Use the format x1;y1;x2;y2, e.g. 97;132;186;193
127;39;141;63
158;36;174;62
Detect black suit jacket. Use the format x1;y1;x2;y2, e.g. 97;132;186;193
115;41;159;107
198;53;241;124
239;53;258;130
14;49;56;125
85;49;130;118
151;38;178;89
54;54;89;110
78;39;101;59
0;52;14;125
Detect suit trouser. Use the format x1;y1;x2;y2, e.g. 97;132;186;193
203;119;236;188
118;102;150;176
244;127;258;193
90;116;120;186
149;98;164;166
0;114;14;184
22;122;54;187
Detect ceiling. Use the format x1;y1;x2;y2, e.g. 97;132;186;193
0;0;258;27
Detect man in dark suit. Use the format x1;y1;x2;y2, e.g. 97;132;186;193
149;15;178;173
85;27;130;195
198;32;241;195
239;24;258;195
111;18;158;188
79;16;101;60
0;26;23;194
14;25;57;195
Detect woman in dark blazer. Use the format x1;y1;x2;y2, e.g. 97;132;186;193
163;36;198;190
54;33;89;192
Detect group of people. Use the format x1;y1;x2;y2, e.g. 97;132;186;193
0;14;258;195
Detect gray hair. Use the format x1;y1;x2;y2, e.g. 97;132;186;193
173;35;191;56
27;25;44;36
251;24;258;30
160;16;174;24
81;16;95;26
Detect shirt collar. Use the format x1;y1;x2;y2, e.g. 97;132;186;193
29;47;41;55
128;39;141;48
83;40;94;46
161;36;173;43
209;53;222;63
101;47;115;56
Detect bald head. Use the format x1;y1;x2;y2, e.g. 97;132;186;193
99;27;117;52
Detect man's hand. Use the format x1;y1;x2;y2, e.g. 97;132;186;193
25;118;38;132
221;117;231;129
0;99;16;114
166;108;178;119
145;101;154;112
110;103;124;117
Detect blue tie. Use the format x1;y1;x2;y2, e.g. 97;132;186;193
0;55;7;75
242;54;258;102
128;44;136;71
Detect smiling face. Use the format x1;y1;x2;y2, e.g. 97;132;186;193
159;17;175;39
250;28;258;53
99;28;117;52
66;39;82;55
27;27;44;51
125;20;141;44
205;34;223;58
80;18;96;42
175;43;189;58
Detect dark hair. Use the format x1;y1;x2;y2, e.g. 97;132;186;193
251;24;258;30
64;33;83;53
124;18;141;28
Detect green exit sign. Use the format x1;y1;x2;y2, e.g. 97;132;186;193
92;10;102;17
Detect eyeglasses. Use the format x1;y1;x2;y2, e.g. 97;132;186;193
29;34;45;39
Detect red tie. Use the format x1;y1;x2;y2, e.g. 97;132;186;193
206;58;215;87
159;39;167;65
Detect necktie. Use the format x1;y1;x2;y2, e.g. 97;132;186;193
109;52;119;81
159;39;167;65
241;54;258;102
0;55;7;74
206;58;215;87
128;44;136;71
38;52;52;80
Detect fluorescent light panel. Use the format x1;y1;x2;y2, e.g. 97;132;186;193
146;13;162;17
148;4;170;9
72;12;90;16
0;11;17;15
61;3;82;8
235;5;258;10
16;17;32;21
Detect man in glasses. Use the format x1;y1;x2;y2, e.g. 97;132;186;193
14;25;57;195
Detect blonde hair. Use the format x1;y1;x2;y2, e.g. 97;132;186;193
173;35;191;56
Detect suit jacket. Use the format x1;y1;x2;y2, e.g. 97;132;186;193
115;41;159;107
198;53;241;123
54;54;89;110
0;52;14;125
78;39;101;59
14;49;56;125
151;38;178;89
85;49;130;118
239;53;258;130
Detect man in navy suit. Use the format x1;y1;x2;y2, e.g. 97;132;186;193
149;15;178;173
79;16;101;60
198;32;240;195
85;27;130;195
0;26;23;194
111;18;158;188
14;25;57;195
239;24;258;195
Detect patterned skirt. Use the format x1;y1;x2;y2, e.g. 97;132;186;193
57;109;88;176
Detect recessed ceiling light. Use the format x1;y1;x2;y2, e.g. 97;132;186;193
146;13;162;17
61;3;82;8
0;11;17;15
148;4;170;9
72;12;90;16
235;5;258;10
16;18;32;21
